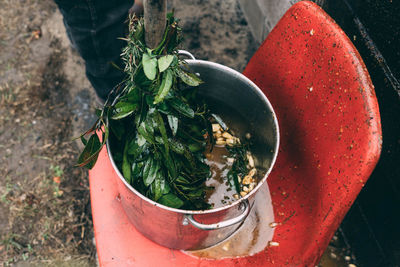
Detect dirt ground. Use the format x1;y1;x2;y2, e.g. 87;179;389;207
0;0;256;265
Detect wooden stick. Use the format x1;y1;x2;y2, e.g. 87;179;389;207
144;0;167;49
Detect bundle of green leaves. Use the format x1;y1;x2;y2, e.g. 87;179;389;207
77;14;218;210
77;13;253;210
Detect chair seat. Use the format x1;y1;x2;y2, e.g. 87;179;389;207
89;1;381;266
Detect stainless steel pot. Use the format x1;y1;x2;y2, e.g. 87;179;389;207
107;51;280;250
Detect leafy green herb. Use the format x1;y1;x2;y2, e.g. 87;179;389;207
142;53;157;80
122;140;132;184
167;115;179;136
77;14;213;210
77;13;254;210
226;144;249;193
111;101;138;120
77;134;101;169
177;68;203;86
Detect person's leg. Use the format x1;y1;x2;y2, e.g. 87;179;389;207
53;0;134;101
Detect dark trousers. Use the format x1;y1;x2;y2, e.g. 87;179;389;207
54;0;132;101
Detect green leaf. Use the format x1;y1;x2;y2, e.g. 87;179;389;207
161;178;170;194
136;95;148;126
145;94;155;106
127;139;139;156
142;158;152;186
80;136;88;146
168;98;194;118
182;146;196;169
137;122;155;144
102;125;109;145
161;148;177;180
142;53;157;80
158;193;184;208
77;134;102;169
158;55;174;72
157;102;175;116
136;133;147;147
122;153;132;184
132;162;142;178
176;183;198;192
109;119;125;140
152;171;163;201
176;175;191;184
154;69;173;104
167;115;178;136
176;127;203;143
154;110;169;153
121;87;141;103
169;139;185;155
186;188;204;198
134;66;152;88
177;68;203;86
228;171;241;194
143;158;159;186
111;102;137;120
144;113;155;135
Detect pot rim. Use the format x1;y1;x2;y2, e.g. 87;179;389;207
107;59;280;215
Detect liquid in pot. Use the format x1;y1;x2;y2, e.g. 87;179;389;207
205;145;265;208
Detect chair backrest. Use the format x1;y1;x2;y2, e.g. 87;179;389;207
242;1;382;265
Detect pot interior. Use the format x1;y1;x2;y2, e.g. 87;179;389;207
189;60;279;178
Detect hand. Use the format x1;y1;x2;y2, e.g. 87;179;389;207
130;0;144;15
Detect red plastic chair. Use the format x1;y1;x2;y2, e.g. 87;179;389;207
89;1;381;266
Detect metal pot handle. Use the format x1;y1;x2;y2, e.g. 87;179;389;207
178;50;196;60
183;200;250;230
